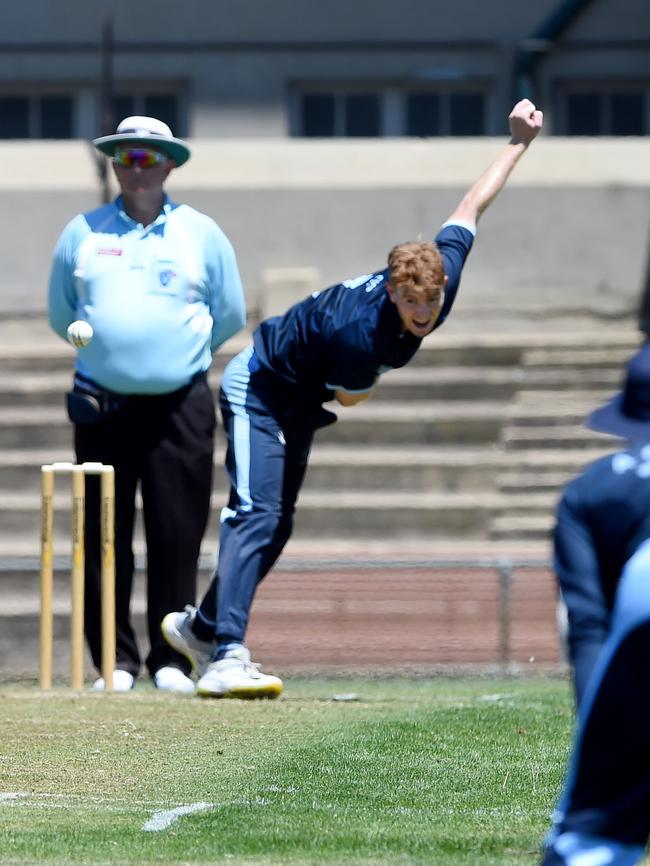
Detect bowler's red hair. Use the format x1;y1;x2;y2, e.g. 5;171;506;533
388;242;445;301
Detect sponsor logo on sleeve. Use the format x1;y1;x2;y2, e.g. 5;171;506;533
159;269;178;287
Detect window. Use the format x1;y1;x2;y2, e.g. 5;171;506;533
611;92;645;135
563;87;647;136
112;93;181;135
300;92;380;137
449;93;485;136
567;93;600;135
0;97;29;138
0;94;73;139
406;93;440;137
345;94;380;137
295;86;487;138
40;97;73;139
301;94;335;137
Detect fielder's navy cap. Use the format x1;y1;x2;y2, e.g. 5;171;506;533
586;342;650;442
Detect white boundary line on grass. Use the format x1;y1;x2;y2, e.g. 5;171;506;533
142;802;212;832
0;791;214;832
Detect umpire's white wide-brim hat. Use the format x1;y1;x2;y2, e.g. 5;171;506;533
92;116;191;166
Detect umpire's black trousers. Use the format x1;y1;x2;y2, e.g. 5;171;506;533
74;373;216;678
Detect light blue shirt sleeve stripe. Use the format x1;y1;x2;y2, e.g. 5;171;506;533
325;382;374;394
440;218;477;236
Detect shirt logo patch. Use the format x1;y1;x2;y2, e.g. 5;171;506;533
159;269;177;287
364;274;385;293
97;248;122;256
612;447;650;478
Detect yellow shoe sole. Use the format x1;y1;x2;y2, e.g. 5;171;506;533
197;682;283;700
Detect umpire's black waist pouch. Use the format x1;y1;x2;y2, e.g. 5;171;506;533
66;373;127;425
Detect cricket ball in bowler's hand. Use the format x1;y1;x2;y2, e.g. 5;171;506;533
66;320;93;348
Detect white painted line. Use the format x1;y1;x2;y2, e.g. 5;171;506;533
0;792;27;802
142;801;212;832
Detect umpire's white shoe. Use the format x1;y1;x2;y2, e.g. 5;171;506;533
196;646;283;699
161;606;214;676
153;666;195;693
92;669;135;692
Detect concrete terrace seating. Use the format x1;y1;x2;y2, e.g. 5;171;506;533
0;320;639;556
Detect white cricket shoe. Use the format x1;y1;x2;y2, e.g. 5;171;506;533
153;665;195;693
92;669;135;692
196;646;283;699
161;606;214;676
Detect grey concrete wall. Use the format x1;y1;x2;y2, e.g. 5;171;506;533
2;137;649;332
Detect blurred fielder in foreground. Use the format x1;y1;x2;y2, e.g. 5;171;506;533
162;99;543;699
541;342;650;866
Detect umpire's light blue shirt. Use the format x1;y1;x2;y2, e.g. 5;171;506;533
48;195;246;394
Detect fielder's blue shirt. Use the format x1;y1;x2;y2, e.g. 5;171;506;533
555;444;650;701
48;195;246;394
253;222;474;408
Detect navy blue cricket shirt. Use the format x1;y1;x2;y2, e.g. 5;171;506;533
555;445;650;701
253;222;474;408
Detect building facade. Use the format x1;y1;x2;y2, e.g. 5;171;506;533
0;0;648;324
0;0;648;141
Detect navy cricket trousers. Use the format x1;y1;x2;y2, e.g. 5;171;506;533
197;347;322;644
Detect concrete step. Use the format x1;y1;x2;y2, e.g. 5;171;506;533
0;331;252;373
490;514;555;541
512;388;612;404
501;447;612;470
507;408;600;428
0;402;509;448
372;366;621;402
521;347;636;369
0;327;639;372
505;391;613;427
305;445;504;490
498;471;573;494
0;488;556;540
0;406;70;448
0;369;223;407
0;365;622;409
502;425;618;450
0;445;507;494
316;402;506;445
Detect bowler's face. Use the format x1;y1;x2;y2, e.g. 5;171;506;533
387;279;448;337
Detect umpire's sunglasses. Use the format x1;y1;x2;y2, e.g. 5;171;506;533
113;147;169;169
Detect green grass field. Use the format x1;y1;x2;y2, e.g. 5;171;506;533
0;677;577;866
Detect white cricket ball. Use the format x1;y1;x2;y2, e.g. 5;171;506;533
66;320;94;348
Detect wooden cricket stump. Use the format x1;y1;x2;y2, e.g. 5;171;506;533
39;462;116;691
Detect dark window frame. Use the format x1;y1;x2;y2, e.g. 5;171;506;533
0;92;74;139
292;82;490;138
558;81;648;136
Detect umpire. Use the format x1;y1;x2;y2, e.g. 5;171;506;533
541;342;650;866
48;116;246;692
